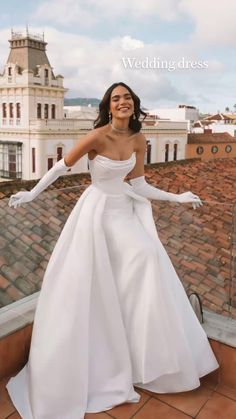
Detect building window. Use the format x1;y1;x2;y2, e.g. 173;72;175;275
57;147;63;161
173;143;178;161
45;69;49;85
165;143;169;162
51;104;56;119
9;146;16;173
44;104;49;119
196;146;204;155
9;103;14;118
2;103;7;118
48;158;53;170
225;144;232;153
16;103;21;119
37;103;42;119
0;141;22;179
8;67;12;76
146;141;151;164
211;145;218;154
32;148;36;173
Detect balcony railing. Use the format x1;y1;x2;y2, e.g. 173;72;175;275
29;118;93;131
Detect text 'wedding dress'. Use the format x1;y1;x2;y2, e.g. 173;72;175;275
6;152;219;419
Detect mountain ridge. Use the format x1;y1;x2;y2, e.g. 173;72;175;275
64;97;100;106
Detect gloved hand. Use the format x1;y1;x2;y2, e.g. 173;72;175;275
175;191;202;209
8;158;70;209
129;176;202;209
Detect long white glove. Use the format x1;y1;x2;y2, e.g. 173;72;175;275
8;158;70;209
129;176;202;209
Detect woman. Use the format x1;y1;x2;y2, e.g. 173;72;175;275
7;82;219;419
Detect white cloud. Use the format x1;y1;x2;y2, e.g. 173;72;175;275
0;28;12;74
32;0;183;26
93;0;181;20
179;0;236;46
31;0;236;47
33;0;97;28
0;25;233;112
121;36;144;51
8;27;189;106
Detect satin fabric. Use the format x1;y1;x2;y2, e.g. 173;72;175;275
6;153;219;419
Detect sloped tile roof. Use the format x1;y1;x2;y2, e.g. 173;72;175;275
1;159;236;319
188;132;235;144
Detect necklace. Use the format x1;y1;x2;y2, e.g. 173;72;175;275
111;123;129;133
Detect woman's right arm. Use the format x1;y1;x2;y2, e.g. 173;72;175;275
9;130;100;208
64;129;99;167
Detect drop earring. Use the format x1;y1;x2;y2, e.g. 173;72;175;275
109;112;112;122
132;113;136;120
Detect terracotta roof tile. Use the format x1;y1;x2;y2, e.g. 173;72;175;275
1;159;236;318
188;132;235;144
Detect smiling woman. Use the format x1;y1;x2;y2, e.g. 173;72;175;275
6;82;218;419
93;81;147;133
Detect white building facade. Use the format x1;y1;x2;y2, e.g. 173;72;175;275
142;120;188;163
193;114;236;137
0;30;92;181
0;30;188;181
149;105;199;131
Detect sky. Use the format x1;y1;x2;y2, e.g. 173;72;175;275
0;0;236;113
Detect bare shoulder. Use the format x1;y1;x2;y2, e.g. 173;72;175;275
134;132;147;152
92;125;109;143
84;125;105;142
79;125;108;148
64;125;108;167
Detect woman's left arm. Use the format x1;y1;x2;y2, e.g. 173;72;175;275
129;133;202;209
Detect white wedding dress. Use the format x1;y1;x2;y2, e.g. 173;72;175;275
6;152;219;419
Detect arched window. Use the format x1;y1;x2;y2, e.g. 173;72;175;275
57;147;63;161
37;103;42;119
146;140;152;164
16;103;21;119
51;104;56;119
48;158;53;170
2;103;7;118
44;104;49;119
165;143;169;162
173;143;178;161
9;103;14;118
45;69;49;85
32;148;36;173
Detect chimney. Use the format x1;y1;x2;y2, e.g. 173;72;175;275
204;128;212;134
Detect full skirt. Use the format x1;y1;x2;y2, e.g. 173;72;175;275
6;185;219;419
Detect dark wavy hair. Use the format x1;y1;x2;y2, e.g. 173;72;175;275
94;82;147;133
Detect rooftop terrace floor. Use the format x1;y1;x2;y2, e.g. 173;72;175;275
1;373;236;419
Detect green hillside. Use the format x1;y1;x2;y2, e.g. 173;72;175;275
64;97;100;106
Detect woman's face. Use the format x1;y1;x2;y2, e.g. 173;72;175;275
109;85;134;120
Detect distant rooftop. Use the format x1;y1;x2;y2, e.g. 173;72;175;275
188;132;236;144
